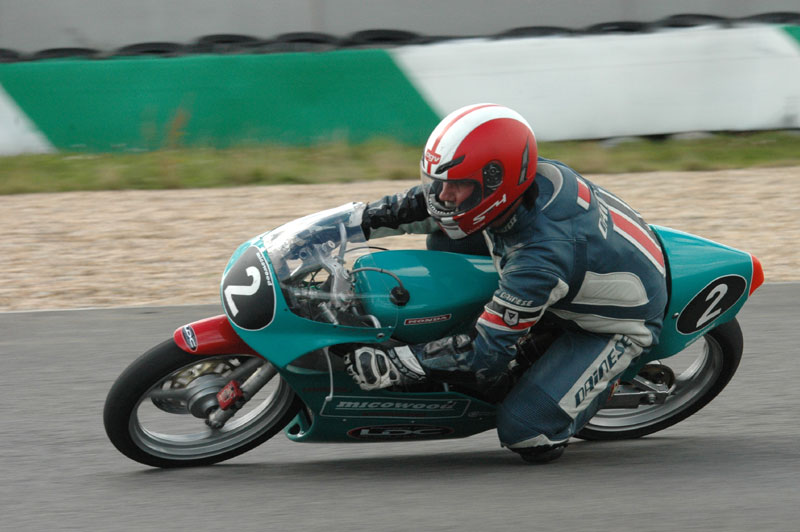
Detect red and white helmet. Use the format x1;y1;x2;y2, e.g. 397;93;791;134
421;103;538;239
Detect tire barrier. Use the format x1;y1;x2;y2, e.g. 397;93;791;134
494;26;576;39
343;29;424;48
30;48;101;61
113;42;186;57
4;12;799;63
274;32;341;51
584;21;652;34
256;32;341;53
739;11;800;24
191;34;266;54
652;14;732;29
0;48;22;63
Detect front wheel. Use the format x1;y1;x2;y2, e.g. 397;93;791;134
103;339;302;468
577;318;743;441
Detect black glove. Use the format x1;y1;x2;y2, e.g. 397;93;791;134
417;333;474;359
414;334;482;390
360;186;429;239
417;334;514;403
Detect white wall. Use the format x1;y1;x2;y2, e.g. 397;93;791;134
0;0;798;52
393;27;800;140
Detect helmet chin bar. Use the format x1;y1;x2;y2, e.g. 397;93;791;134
488;196;524;230
438;218;469;240
441;195;524;239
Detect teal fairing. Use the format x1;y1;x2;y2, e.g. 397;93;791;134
618;225;759;380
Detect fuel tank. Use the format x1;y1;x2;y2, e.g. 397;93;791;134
354;250;498;344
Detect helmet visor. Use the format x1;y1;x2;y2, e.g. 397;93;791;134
421;172;483;220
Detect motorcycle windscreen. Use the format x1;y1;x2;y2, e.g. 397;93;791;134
260;202;399;330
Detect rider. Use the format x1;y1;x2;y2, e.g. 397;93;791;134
344;103;668;463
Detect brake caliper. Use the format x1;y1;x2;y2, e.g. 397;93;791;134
217;380;244;410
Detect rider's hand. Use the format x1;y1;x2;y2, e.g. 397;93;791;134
344;346;427;390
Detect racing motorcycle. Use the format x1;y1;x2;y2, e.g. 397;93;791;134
103;202;764;467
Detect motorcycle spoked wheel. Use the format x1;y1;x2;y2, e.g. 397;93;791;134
576;318;743;441
103;339;302;468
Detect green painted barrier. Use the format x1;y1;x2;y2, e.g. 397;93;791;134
783;24;800;45
3;26;799;155
0;50;439;151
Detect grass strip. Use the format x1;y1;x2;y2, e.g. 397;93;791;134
1;131;799;195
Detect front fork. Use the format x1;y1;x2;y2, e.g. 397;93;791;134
172;315;275;428
206;362;278;429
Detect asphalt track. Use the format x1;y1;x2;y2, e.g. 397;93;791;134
1;283;797;532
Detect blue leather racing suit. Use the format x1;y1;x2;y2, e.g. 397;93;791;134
362;157;668;450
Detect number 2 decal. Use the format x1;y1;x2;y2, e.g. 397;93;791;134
696;284;727;329
223;266;261;316
221;246;276;330
676;275;746;335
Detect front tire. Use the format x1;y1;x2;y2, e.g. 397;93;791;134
103;339;302;468
577;318;743;441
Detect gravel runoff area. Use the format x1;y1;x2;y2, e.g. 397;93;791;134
1;166;797;312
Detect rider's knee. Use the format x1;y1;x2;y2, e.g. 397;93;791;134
496;384;573;447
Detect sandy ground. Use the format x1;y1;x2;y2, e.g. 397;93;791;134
1;166;797;312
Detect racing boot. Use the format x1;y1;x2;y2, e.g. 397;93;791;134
514;443;568;464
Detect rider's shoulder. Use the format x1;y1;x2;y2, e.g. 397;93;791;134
534;157;587;221
535;157;585;184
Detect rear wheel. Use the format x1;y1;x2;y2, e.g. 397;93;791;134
577;318;743;440
103;339;302;467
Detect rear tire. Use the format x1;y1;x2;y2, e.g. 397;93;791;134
577;318;743;441
103;339;302;467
